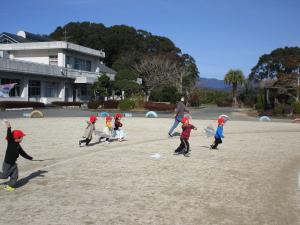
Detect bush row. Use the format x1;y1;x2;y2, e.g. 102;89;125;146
51;101;83;107
0;101;45;109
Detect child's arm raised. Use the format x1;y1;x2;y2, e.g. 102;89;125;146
5;121;14;142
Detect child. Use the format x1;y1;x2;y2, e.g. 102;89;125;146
210;117;225;149
103;116;113;135
79;115;97;146
96;115;113;144
0;120;33;191
174;117;197;157
113;113;125;142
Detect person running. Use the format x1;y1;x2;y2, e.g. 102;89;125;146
168;96;190;137
0;120;33;191
174;117;197;157
79;115;97;147
210;117;225;149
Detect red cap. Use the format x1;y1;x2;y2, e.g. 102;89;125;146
106;116;113;121
115;113;122;119
89;115;97;123
218;117;225;125
12;130;26;140
181;117;189;123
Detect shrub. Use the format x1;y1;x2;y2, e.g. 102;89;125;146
52;101;82;107
188;93;201;107
144;102;175;111
88;101;102;109
216;99;232;107
103;100;119;109
255;95;264;110
0;101;45;110
292;101;300;114
274;104;284;115
196;89;231;105
149;86;181;104
119;99;135;110
131;94;146;109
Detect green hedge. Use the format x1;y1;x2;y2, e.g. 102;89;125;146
118;99;135;110
292;101;300;114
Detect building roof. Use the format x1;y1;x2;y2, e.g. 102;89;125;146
0;32;31;43
0;41;105;58
17;31;53;42
98;63;117;74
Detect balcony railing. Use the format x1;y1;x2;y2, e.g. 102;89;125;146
0;57;64;77
1;58;112;81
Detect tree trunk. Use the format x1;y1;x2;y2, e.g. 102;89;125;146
232;84;238;107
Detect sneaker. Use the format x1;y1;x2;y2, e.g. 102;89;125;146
79;141;81;146
4;185;15;192
168;133;173;138
105;141;110;144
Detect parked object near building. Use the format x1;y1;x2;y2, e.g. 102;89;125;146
145;111;158;118
259;116;271;121
30;110;44;118
0;31;116;104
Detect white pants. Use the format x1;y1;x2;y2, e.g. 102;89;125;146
113;129;125;139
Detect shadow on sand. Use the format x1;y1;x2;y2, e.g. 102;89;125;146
15;170;48;188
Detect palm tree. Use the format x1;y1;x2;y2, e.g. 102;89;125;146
224;69;245;106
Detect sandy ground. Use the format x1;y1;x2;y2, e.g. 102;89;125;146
0;117;299;225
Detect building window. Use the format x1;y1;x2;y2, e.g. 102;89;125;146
45;82;59;97
49;55;58;66
85;60;91;71
66;56;72;68
0;78;21;97
73;57;92;71
29;80;41;97
74;58;80;70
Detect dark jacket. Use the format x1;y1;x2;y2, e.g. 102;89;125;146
114;120;123;130
175;101;189;118
4;128;32;165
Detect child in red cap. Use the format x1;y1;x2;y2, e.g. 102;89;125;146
79;115;97;146
0;120;33;191
174;117;197;157
113;113;125;142
210;117;225;149
102;116;113;143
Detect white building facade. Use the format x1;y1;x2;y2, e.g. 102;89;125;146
0;31;116;103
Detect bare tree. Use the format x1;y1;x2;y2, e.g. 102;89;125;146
134;55;188;99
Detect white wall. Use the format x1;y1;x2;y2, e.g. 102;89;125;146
10;49;60;65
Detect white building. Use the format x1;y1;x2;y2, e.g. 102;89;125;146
0;31;116;103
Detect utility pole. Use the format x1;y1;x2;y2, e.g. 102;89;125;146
63;28;70;42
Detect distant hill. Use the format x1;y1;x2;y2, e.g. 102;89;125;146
197;77;231;90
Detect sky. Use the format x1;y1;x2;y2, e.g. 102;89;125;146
1;0;300;79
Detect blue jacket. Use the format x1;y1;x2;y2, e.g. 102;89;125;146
215;126;224;139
